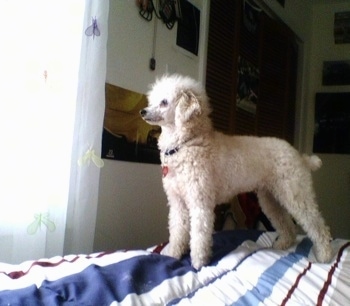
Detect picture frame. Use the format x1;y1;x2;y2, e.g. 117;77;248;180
176;0;200;56
101;83;160;164
236;56;259;115
313;92;350;154
322;60;350;86
334;11;350;44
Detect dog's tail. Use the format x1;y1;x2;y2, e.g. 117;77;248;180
302;154;322;171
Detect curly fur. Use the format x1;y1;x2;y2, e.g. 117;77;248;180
140;74;332;269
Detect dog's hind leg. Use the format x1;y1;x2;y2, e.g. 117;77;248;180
165;200;191;260
272;178;333;263
257;189;297;250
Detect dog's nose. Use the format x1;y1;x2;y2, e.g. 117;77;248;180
140;109;147;117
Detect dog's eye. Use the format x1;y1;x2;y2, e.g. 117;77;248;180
160;99;168;107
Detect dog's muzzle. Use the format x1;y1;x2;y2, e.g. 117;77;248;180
140;108;162;124
140;109;147;117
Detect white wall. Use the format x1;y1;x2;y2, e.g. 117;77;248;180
95;160;168;251
260;0;312;42
105;0;208;93
305;2;350;239
94;0;209;252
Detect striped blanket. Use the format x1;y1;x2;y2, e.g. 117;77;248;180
0;230;349;305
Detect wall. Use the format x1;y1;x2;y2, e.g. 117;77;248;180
94;0;209;252
305;2;350;239
260;0;312;42
105;0;208;93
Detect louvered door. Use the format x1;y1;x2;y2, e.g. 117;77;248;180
205;0;298;145
257;13;297;144
205;0;240;133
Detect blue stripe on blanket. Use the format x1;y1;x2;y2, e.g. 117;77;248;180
232;237;313;306
0;254;194;305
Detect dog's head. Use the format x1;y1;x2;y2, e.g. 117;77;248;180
140;74;210;128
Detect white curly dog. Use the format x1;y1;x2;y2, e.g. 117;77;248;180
140;74;332;270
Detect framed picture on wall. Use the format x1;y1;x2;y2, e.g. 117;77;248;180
313;92;350;154
236;56;259;115
322;60;350;86
176;0;200;56
101;83;160;164
334;11;350;44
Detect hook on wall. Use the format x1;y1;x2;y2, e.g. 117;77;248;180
138;0;181;30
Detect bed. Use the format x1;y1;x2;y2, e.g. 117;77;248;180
0;229;349;305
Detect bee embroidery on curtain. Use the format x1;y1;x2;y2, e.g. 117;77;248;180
27;213;56;235
43;70;48;82
85;17;100;39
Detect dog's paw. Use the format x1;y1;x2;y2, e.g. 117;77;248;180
314;243;333;263
190;250;211;270
191;256;209;270
163;244;186;260
273;235;294;250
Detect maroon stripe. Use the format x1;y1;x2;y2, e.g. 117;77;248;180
317;242;350;306
152;242;168;254
281;261;312;306
0;252;109;280
87;251;113;259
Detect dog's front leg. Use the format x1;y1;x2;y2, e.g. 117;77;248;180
165;200;190;260
189;206;215;270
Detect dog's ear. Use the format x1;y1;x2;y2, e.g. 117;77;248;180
175;90;201;124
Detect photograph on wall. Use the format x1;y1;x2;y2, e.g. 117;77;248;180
322;60;350;86
176;0;200;56
243;0;261;34
313;92;350;154
334;11;350;44
101;83;160;164
236;56;259;115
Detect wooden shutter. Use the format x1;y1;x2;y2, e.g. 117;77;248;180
285;43;298;144
205;0;240;133
257;13;297;143
235;1;260;136
205;0;297;144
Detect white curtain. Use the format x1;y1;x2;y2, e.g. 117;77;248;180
0;0;109;264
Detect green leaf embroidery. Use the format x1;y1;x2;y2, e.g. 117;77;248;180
78;148;104;168
27;213;56;235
